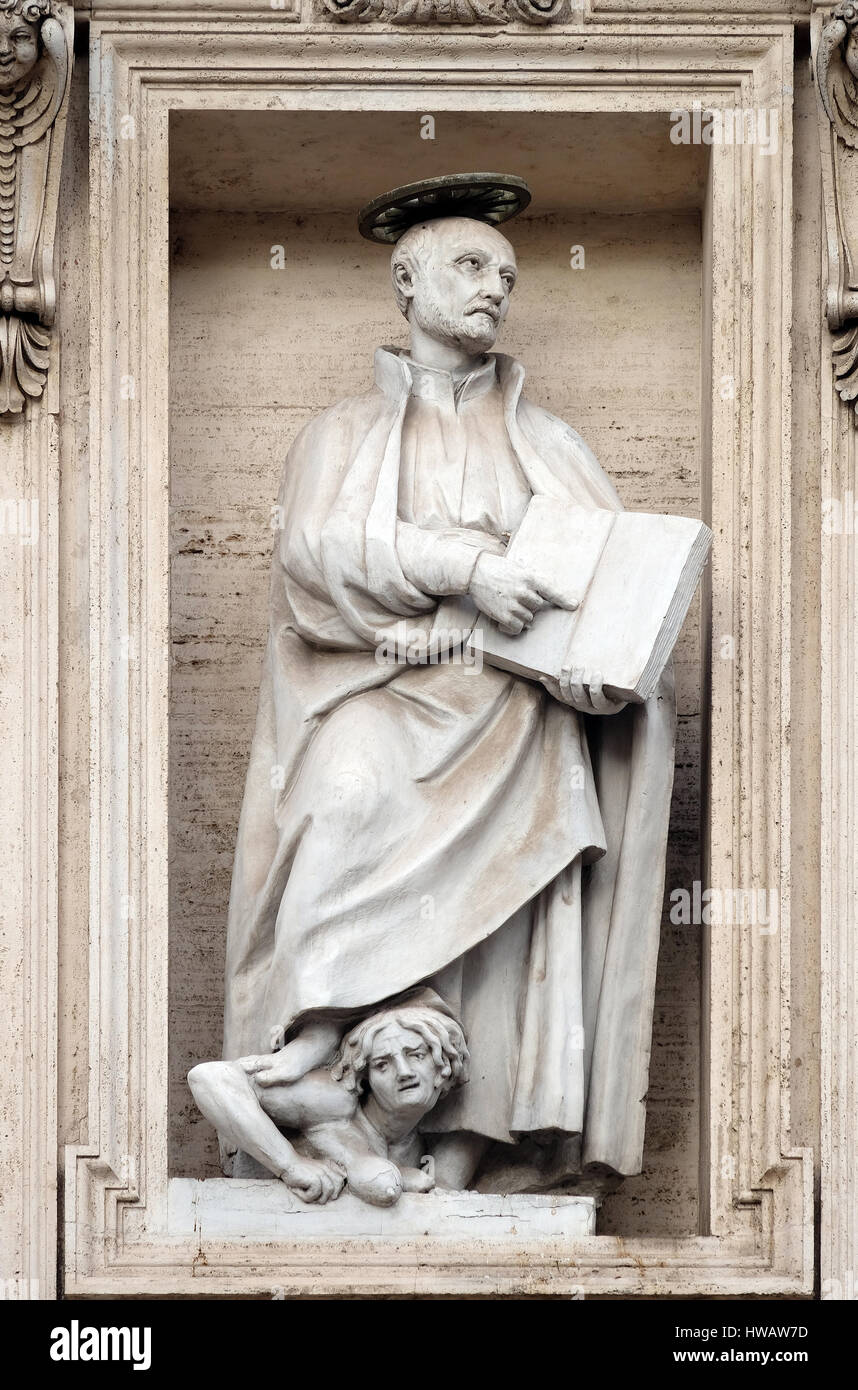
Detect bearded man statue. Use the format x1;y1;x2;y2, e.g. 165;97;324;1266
217;174;676;1197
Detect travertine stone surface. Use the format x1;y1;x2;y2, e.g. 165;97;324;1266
55;63;91;1182
789;35;822;1206
812;0;858;1304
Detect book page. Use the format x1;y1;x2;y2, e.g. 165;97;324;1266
566;511;702;694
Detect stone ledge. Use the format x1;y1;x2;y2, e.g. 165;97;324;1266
168;1178;596;1239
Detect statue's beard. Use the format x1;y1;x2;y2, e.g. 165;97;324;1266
409;293;499;356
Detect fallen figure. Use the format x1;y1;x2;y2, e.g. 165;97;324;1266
188;994;469;1206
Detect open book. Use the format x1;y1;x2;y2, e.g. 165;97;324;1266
467;497;712;703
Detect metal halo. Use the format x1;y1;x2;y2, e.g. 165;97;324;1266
358;172;532;244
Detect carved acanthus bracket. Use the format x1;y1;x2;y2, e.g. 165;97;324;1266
319;0;568;24
814;3;858;420
0;0;72;418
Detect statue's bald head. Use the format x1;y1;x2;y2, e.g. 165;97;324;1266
390;216;517;356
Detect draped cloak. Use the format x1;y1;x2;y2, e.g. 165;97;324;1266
222;347;676;1178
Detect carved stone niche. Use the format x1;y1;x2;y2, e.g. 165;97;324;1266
65;16;811;1297
0;0;72;416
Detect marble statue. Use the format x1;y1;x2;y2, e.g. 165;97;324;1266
195;173;677;1205
189;992;468;1205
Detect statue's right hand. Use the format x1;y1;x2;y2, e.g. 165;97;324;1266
280;1157;345;1205
469;552;578;636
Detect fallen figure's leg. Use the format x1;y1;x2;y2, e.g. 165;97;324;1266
187;1059;344;1204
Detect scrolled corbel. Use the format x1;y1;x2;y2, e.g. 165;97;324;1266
814;3;858;418
0;0;72;417
817;1;858;146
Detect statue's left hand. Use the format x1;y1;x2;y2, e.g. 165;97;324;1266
542;666;628;716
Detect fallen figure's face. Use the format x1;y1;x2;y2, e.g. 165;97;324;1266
309;1000;468;1206
364;1022;443;1116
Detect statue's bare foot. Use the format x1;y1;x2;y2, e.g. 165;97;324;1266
279;1156;344;1205
249;1019;343;1088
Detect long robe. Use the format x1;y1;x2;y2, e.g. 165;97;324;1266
222;347;676;1177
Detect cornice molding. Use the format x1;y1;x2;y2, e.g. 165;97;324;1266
81;1;811;25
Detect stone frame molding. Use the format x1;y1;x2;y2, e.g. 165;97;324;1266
812;0;858;1308
0;0;74;1303
61;13;813;1297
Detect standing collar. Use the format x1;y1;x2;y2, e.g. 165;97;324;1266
374;346;499;408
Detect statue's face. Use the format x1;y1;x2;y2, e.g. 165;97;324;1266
396;217;517;357
366;1023;441;1116
0;13;39;91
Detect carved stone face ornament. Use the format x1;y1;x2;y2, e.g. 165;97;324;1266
0;12;38;90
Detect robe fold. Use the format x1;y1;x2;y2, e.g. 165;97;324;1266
223;347;676;1178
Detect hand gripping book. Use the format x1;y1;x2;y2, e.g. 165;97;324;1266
468;496;712;704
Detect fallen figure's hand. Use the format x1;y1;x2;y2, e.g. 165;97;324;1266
278;1155;345;1204
399;1155;435;1193
541;666;628;716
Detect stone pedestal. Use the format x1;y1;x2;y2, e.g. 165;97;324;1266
168;1179;596;1241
